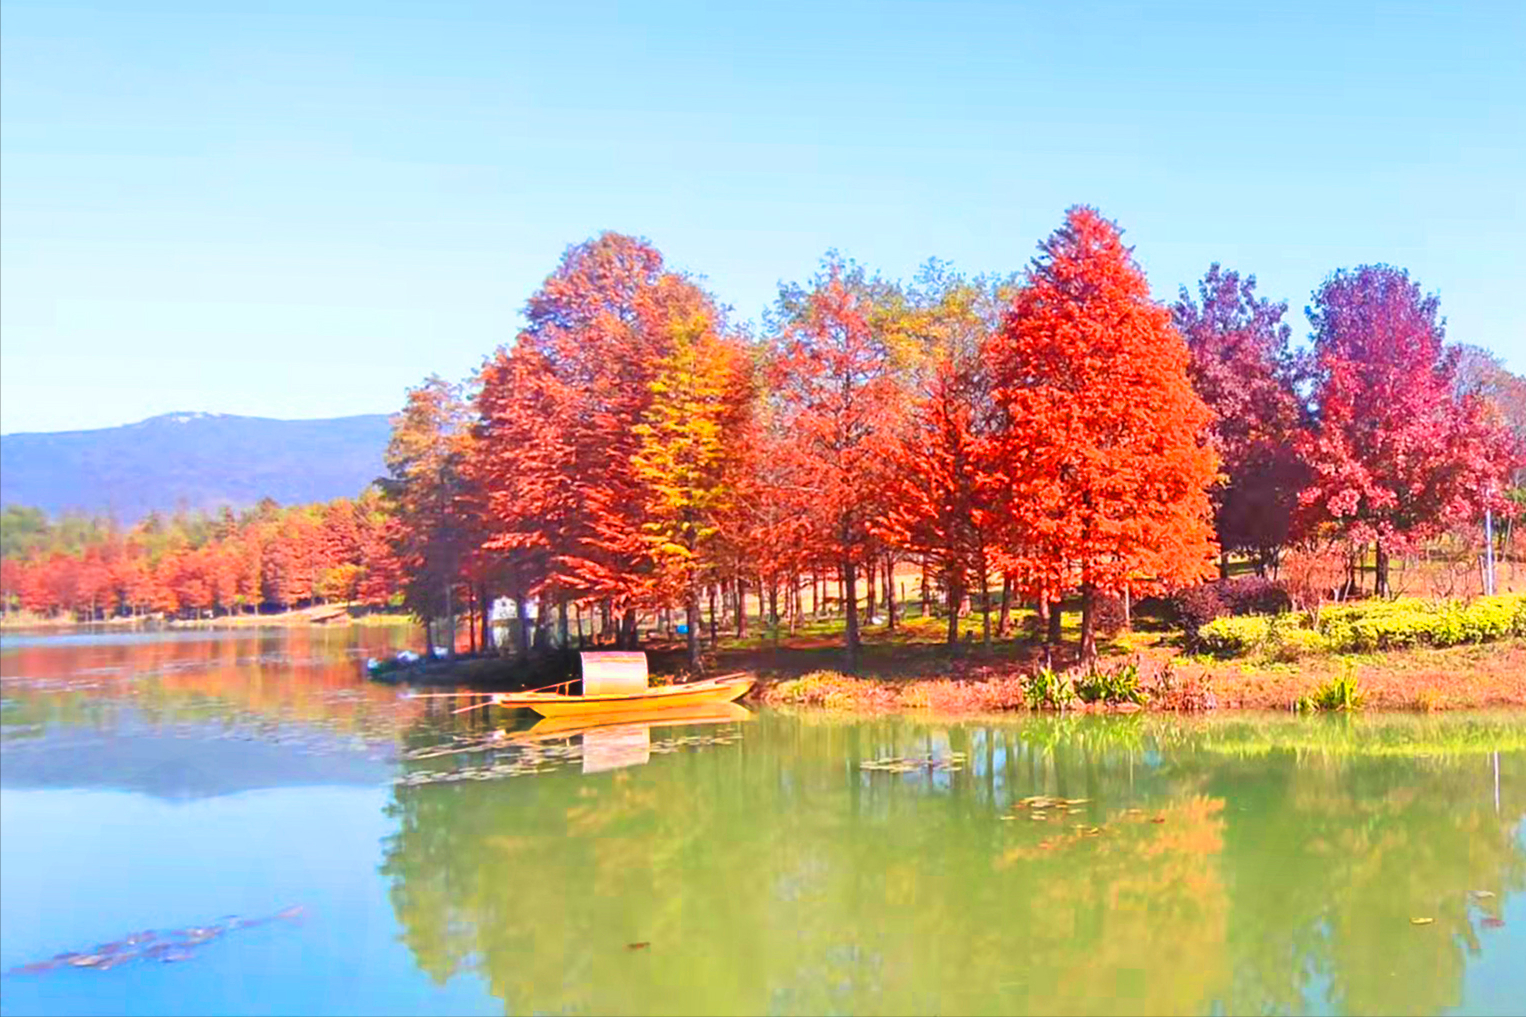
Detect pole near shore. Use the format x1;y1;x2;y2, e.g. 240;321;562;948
1483;509;1496;596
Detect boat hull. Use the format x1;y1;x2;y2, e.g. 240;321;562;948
495;676;754;717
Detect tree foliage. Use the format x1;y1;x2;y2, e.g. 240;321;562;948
0;494;399;619
987;206;1219;658
769;256;906;667
1296;266;1518;591
1173;264;1307;571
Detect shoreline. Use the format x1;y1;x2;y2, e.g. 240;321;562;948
750;640;1526;714
355;637;1526;714
0;606;415;632
9;612;1524;714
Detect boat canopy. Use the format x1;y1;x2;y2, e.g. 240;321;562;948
580;651;649;696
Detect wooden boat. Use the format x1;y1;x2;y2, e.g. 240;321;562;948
490;651;753;718
493;674;753;717
517;701;753;739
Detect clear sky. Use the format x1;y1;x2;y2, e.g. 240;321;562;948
2;0;1522;434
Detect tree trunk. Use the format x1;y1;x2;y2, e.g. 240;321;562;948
788;573;799;635
534;607;553;650
443;581;454;658
843;557;860;671
1375;542;1390;599
1123;585;1132;630
996;576;1012;638
735;576;747;638
864;558;876;625
920;563;930;617
1046;599;1063;646
884;555;896;631
1219;547;1230;581
620;608;639;650
686;584;701;671
558;599;569;648
514;595;531;655
1079;583;1097;663
979;558;991;648
574;600;584;649
708;584;719;647
946;578;963;647
479;581;490;651
467;585;477;654
768;580;779;628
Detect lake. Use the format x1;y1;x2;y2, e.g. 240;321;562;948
2;627;1523;1016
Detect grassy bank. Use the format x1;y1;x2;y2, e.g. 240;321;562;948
750;637;1526;715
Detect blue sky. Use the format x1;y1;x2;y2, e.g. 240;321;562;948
2;0;1522;434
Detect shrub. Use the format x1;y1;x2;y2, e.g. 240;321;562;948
1281;540;1350;617
1308;669;1365;711
1264;625;1328;662
1317;594;1526;652
1197;593;1526;658
1197;616;1273;656
1215;576;1292;616
1022;667;1077;710
1171;584;1227;648
1091;594;1128;636
1075;662;1149;705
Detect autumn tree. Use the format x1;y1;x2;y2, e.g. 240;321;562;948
770;256;905;669
471;232;677;649
1297;266;1518;595
630;278;755;668
987;206;1219;661
873;267;1013;646
876;356;995;646
1173;265;1308;576
383;375;474;655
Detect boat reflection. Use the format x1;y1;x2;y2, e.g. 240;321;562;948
509;702;753;774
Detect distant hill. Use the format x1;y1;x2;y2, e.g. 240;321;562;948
0;411;393;520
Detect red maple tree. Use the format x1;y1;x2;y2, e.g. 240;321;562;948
1297;265;1519;593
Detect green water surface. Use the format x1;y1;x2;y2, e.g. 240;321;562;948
1;627;1522;1016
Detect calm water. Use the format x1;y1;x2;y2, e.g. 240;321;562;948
2;628;1524;1016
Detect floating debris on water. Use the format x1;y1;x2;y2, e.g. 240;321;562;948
1410;917;1434;925
1481;917;1505;929
626;941;651;951
860;753;965;774
2;904;306;977
1471;890;1496;900
395;727;744;786
1014;796;1090;810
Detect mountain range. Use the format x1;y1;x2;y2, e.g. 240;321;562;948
0;412;393;520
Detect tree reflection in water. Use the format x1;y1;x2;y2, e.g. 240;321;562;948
379;713;1525;1016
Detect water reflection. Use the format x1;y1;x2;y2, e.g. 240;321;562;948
517;703;753;774
380;712;1525;1017
2;628;1523;1016
1;625;423;797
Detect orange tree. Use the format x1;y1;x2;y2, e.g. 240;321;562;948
769;256;905;670
987;206;1218;660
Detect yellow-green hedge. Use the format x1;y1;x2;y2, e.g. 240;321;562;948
1197;594;1526;657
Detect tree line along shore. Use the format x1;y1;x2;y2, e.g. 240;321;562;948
4;206;1523;706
